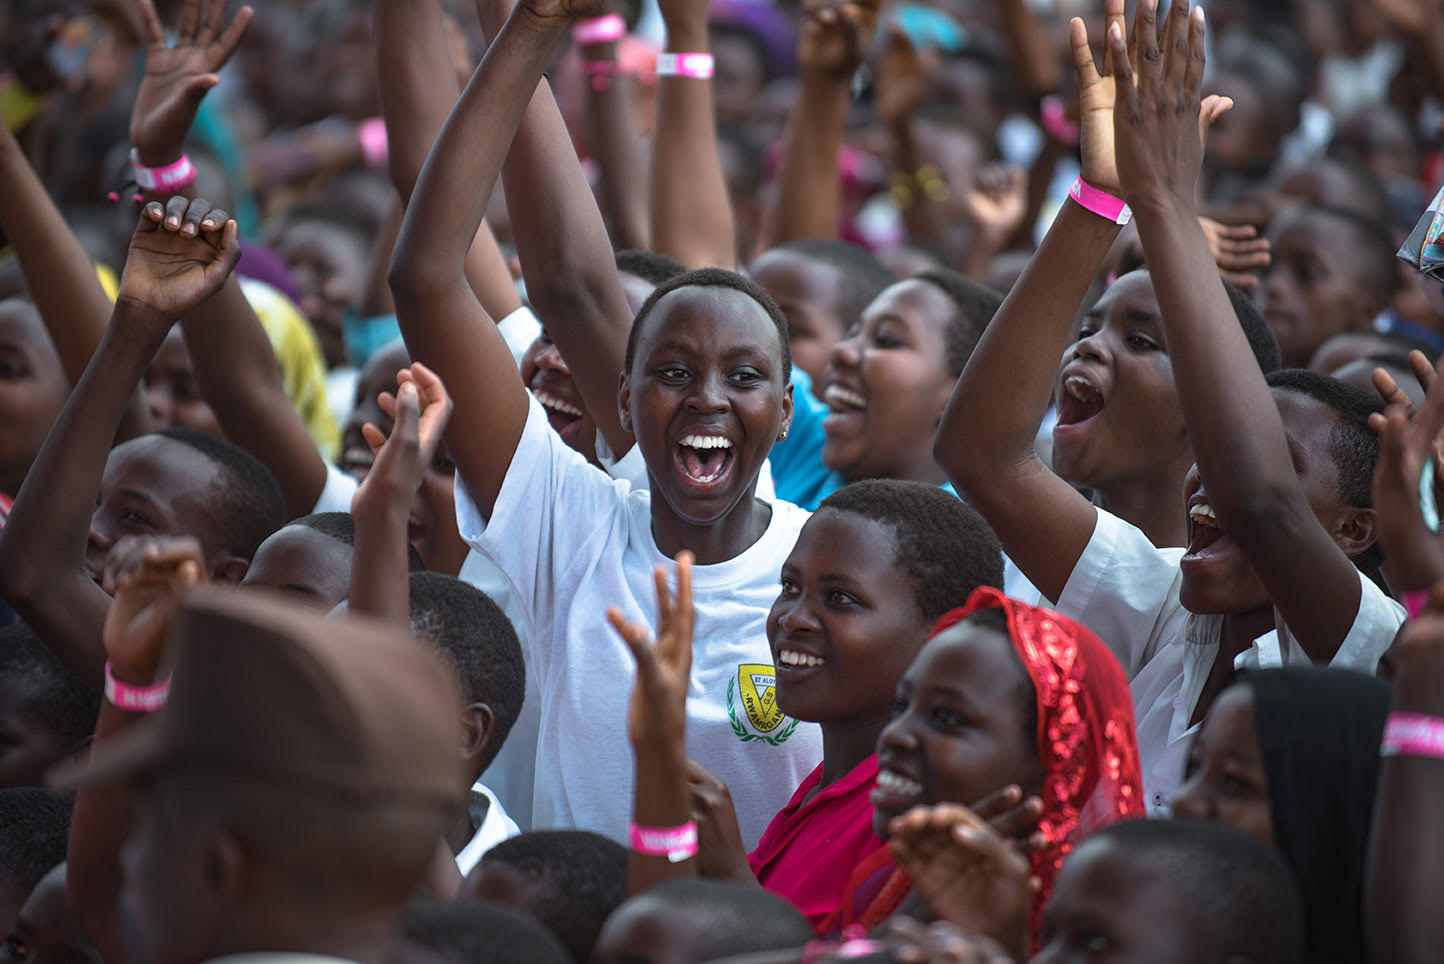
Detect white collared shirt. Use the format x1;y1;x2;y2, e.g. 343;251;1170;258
454;782;520;874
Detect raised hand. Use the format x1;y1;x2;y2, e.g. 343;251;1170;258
1199;216;1271;291
1106;0;1230;213
130;0;253;166
119;197;241;319
963;164;1028;255
1372;349;1438;415
1067;0;1128;195
101;536;206;687
608;553;696;749
518;0;609;29
685;759;750;880
799;0;881;81
353;363;455;516
875;22;941;128
1370;351;1444;591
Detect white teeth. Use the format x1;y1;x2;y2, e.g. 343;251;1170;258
876;769;923;796
823;384;867;412
344;446;374;467
778;650;825;668
680;434;733;450
1064;375;1100;402
532;389;583;418
1189;501;1220;529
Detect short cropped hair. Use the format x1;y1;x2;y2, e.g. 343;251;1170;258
475;830;627;963
0;624;98;751
1224;279;1283;374
625;268;791;377
1304;205;1398;304
155;428;285;560
819;480;1003;621
614;250;688;286
912;269;1004;376
1084;819;1304;964
777;239;897;333
408;573;524;769
625;879;814;961
0;788;74;891
291;512;424;572
399;898;569;964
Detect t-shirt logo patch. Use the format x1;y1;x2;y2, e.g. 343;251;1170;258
728;664;800;745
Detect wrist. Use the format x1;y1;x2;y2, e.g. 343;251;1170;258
662;21;709;52
107;659;162;688
133;144;185;169
113;294;176;330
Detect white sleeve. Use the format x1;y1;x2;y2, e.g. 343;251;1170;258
311;462;360;515
1052;509;1188;678
453;393;629;637
497;305;542;369
1275;569;1405;672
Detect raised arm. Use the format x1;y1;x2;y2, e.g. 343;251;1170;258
936;4;1126;603
390;0;602;516
771;0;878;245
1112;0;1362;656
1369;352;1444;595
577;15;651;251
0;197;240;688
648;0;737;268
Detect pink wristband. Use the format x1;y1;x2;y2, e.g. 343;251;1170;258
1382;712;1444;759
104;660;171;713
586;60;620;91
628;821;698;862
573;13;626;46
129;149;197;193
1040;95;1080;146
1070;177;1132;226
358;117;388;168
656;52;714;79
1404;589;1431;621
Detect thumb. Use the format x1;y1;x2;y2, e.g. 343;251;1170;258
181;74;221;109
1198;94;1232;142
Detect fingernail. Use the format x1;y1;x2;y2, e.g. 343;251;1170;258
1193;5;1204;21
166;217;180;228
1109;22;1122;39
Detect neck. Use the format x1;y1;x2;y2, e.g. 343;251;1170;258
874;446;948;488
1092;452;1194;549
817;712;889;791
650;493;773;565
1220;605;1277;651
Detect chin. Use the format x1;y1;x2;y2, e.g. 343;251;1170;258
1179;576;1258;617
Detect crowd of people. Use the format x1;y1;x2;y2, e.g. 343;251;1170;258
1;0;1443;959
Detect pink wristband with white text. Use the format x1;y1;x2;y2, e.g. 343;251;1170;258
628;821;698;862
1070;177;1132;225
104;660;171;713
573;13;626;46
656;52;714;79
130;149;197;193
1381;712;1444;760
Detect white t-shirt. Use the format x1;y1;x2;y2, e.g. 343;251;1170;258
1053;508;1404;812
455;395;823;846
454;781;521;874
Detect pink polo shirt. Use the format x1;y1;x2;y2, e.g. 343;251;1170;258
747;753;883;933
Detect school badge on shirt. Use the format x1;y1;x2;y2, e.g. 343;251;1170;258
728;664;800;746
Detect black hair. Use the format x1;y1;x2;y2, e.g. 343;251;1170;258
475;830;627;963
1294;205;1398;304
619;879;813;961
614;250;688;287
0;624;99;751
154;428;285;561
1224;280;1283;374
291;512;424;572
1083;818;1304;964
911;269;1004;376
818;480;1003;621
625;268;791;376
399;898;569;964
1264;369;1384;574
775;240;898;335
407;573;524;771
0;788;73;891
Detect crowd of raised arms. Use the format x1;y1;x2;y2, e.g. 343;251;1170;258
3;0;1444;960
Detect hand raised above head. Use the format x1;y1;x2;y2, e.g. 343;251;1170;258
353;363;456;516
609;552;695;749
799;0;881;80
118;196;240;321
102;535;207;686
516;0;609;30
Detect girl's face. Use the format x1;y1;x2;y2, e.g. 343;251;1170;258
871;621;1043;839
749;249;849;393
0;301;67;497
273;220;369;369
767;510;935;726
820;281;957;484
144;330;223;439
1052;272;1187;493
1172;684;1275;845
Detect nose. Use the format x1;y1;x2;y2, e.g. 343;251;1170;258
685;371;730;414
777;591;823;636
146;386;172;429
878;709;919;755
536;342;572;375
828;330;862;371
1072;329;1110;364
87;511;114;560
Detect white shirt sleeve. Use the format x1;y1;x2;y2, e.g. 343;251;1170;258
311;462;360;515
1052;508;1189;679
497;305;542;369
1264;568;1405;672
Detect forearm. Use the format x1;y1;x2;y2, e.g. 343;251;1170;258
629;742;698;894
889;118;954;258
649;16;736;268
349;497;412;624
583;47;651;251
772;73;850;244
375;0;464;204
998;0;1061;99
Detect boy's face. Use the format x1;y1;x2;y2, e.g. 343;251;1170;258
749;250;848;393
1035;838;1206;964
872;623;1042;840
621;287;790;526
86;436;231;587
0;301;68;498
591;895;695;964
144;330;224;439
0;677;69;790
1052;272;1187;492
240;526;354;611
274;220;368;369
767;510;933;727
1171;684;1276;844
1;866;102;964
1257;209;1379;367
820;281;957;484
1179;388;1358;616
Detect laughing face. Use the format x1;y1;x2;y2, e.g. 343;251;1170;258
1051;271;1189;493
767;509;936;727
620;285;791;526
871;620;1043;839
520;328;594;457
820;280;957;485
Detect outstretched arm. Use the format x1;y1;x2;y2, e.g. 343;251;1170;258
936;4;1126;603
0;198;241;688
578;16;651;251
648;0;736;268
1114;0;1362;656
390;0;602;516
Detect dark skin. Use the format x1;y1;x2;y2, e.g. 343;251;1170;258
748;250;850;393
143;329;223;437
0;300;68;498
239;525;355;611
1171;683;1275;845
1;866;103;964
0;676;85;790
590;895;703;964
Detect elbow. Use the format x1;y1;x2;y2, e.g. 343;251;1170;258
386;240;450;308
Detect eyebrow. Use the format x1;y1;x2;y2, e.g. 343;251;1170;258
115;488;168;515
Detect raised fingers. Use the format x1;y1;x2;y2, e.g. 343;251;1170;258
1181;5;1207;102
1069;17;1100;89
